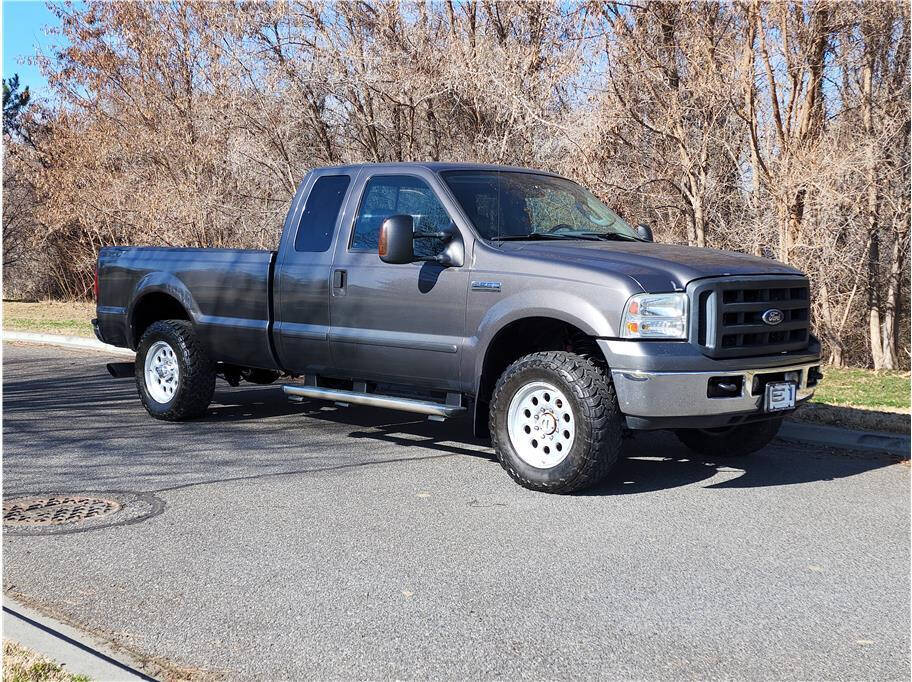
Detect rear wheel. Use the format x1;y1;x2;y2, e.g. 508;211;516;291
674;418;782;458
136;320;215;421
489;351;622;493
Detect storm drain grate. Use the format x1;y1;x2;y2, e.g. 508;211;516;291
3;496;122;526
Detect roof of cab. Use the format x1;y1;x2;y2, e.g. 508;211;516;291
309;161;564;177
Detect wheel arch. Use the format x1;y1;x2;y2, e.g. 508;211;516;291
472;314;607;438
128;274;200;349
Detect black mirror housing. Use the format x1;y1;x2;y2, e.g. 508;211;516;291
379;215;415;264
636;223;654;242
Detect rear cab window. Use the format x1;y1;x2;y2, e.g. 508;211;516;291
294;175;351;252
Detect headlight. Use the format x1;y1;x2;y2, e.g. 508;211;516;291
621;292;688;339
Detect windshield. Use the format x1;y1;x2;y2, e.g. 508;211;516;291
440;170;638;241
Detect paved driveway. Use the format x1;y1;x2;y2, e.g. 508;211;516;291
3;342;909;680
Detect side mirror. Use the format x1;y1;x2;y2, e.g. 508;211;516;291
379;215;415;264
636;224;654;242
379;215;464;266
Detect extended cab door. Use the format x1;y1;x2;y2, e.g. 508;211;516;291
328;170;470;391
273;169;358;375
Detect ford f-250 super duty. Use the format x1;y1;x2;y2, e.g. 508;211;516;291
95;162;822;493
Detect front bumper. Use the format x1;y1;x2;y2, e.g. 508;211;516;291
607;354;821;430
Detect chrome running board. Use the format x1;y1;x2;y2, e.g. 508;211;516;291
282;384;465;418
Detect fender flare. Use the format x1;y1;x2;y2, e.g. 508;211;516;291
470;288;616;396
126;272;201;348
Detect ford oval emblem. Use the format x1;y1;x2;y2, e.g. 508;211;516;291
762;308;784;326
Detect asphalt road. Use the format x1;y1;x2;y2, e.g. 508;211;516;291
3;342;909;680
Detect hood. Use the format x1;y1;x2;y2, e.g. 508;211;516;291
497;240;804;291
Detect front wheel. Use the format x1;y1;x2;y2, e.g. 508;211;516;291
674;418;783;458
489;351;623;494
136;320;215;421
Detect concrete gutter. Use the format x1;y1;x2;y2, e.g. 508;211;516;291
3;332;908;457
3;331;134;357
3;596;157;681
779;421;910;457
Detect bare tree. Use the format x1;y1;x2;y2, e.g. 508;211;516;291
3;0;908;369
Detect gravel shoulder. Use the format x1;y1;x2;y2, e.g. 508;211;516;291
3;343;909;680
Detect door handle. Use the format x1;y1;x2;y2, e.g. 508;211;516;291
332;269;346;289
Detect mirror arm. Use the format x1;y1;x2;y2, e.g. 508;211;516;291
413;254;452;265
413;230;454;241
411;224;461;267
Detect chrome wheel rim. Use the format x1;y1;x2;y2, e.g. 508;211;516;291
507;380;575;468
144;341;179;404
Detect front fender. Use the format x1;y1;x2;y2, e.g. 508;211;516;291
468;288;618;392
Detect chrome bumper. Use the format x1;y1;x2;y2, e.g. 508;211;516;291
611;360;820;418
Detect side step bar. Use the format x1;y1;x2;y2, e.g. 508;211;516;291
282;384;465;418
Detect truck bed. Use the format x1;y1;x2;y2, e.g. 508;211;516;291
96;247;278;370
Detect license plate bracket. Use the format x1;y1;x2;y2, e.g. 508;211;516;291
764;381;797;412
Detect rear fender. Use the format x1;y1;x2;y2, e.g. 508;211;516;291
127;273;201;348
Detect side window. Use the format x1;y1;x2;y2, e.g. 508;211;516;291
350;175;451;256
294;175;351;252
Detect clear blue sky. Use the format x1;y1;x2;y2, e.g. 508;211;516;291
2;0;70;98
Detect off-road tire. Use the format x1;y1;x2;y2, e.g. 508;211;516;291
675;418;782;458
136;320;215;421
489;351;623;493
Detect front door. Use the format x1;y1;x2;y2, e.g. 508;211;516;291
328;171;469;391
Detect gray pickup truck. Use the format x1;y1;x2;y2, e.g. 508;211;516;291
95;162;822;493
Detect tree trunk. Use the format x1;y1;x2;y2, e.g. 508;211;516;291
879;236;903;369
693;194;706;248
776;195;793;263
867;230;885;369
861;20;885;369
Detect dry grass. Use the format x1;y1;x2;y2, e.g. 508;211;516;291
2;640;91;682
3;300;95;338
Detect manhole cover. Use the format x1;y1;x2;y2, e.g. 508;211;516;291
4;495;122;526
3;491;164;536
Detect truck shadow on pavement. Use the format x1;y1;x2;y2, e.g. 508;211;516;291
209;387;904;496
3;361;905;497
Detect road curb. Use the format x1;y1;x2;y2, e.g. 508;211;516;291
779;421;910;456
2;331;134;356
3;596;157;681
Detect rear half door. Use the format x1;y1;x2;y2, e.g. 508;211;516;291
273;169;358;375
328;170;470;391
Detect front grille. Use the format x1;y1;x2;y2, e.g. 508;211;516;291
690;277;811;359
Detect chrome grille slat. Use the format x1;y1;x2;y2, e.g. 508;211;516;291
720;301;808;312
721;320;808;332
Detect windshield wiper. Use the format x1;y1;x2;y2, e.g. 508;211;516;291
578;232;641;242
489;233;600;242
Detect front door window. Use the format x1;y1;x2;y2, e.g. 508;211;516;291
350;175;451;257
